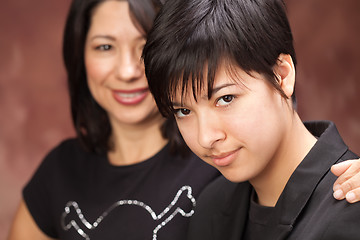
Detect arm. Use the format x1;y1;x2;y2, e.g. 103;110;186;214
7;199;55;240
331;159;360;203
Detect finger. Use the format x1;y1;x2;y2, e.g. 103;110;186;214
331;160;354;177
333;188;345;200
340;172;360;194
331;160;355;192
332;159;360;201
333;177;360;201
345;189;360;203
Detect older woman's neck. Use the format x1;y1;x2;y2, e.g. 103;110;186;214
107;115;168;166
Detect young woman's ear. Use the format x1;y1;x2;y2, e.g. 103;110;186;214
274;54;296;98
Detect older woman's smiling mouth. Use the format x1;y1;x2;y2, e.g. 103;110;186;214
112;88;149;105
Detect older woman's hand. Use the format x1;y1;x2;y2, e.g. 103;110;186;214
332;159;360;203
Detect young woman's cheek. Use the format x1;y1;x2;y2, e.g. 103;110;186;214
177;118;198;151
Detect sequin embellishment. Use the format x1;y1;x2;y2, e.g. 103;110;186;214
61;185;196;240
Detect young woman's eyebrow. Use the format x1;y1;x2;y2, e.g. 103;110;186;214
202;83;237;99
172;102;182;108
212;83;236;94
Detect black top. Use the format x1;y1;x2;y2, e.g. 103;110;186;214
242;191;276;240
24;139;219;240
188;121;360;240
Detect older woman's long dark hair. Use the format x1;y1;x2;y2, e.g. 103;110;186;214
63;0;189;155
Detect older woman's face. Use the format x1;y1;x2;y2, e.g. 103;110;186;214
84;1;161;127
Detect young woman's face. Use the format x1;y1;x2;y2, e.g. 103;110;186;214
172;63;292;183
85;1;160;127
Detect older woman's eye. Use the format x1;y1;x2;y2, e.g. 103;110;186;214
96;44;112;51
216;95;234;106
174;108;191;118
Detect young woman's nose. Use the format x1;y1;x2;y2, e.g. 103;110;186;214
115;50;143;82
197;113;226;149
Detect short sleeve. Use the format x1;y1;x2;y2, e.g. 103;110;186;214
23;143;64;238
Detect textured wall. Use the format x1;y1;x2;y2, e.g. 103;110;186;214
0;0;359;239
287;0;360;153
0;0;73;238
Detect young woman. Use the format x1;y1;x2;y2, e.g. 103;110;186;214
7;1;219;239
143;0;360;239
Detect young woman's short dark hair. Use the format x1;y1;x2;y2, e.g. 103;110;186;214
63;0;188;155
143;0;297;118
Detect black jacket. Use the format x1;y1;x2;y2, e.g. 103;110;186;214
188;121;360;240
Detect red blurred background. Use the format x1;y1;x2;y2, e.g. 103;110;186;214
0;0;359;238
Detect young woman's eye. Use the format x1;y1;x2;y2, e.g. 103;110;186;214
174;108;191;118
216;95;234;106
96;44;112;51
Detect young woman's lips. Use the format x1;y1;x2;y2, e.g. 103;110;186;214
210;149;239;167
112;88;149;105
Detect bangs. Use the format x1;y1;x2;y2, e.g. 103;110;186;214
168;51;250;108
167;43;222;108
158;11;239;116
